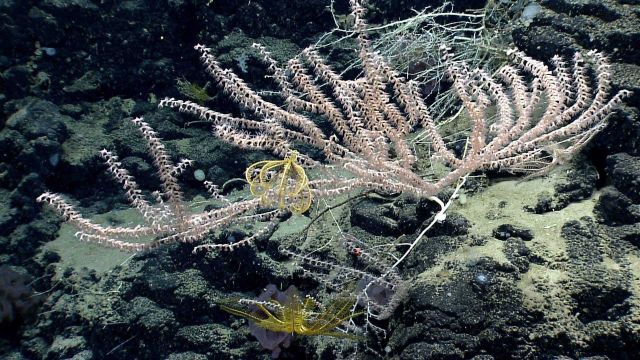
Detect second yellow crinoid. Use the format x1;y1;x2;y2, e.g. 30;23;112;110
245;151;312;214
218;286;361;339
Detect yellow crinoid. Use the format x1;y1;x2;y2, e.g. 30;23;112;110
245;151;312;214
218;286;361;339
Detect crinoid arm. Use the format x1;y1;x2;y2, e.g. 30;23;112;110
244;151;312;214
218;302;269;324
219;286;362;339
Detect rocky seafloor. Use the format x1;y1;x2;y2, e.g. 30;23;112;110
1;0;639;359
